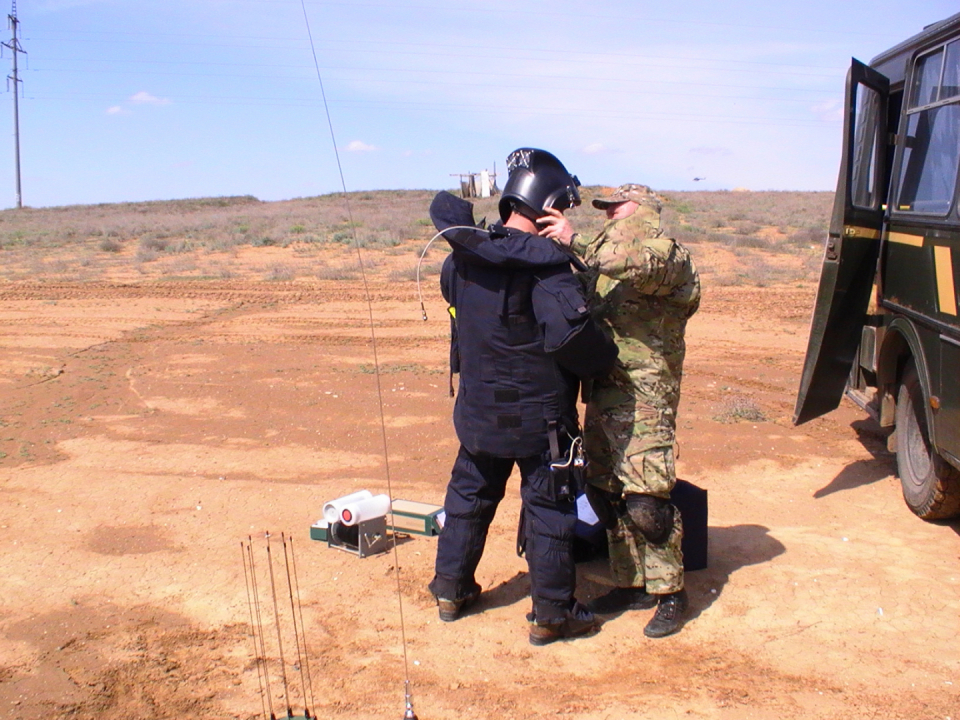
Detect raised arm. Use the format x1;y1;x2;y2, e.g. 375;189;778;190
430;191;578;269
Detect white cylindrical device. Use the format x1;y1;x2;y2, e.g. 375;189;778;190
339;493;391;526
323;490;373;524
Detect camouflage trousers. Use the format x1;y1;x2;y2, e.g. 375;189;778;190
605;456;684;594
584;378;684;594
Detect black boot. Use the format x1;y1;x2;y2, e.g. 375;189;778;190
643;589;688;638
587;586;658;614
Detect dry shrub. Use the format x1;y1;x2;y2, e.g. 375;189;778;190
140;236;169;253
135;247;159;263
730;235;771;250
388;266;420;282
0;189;832;286
389;261;443;282
316;266;358;281
165;256;198;275
265;263;297;281
661;190;831;252
713;394;767;423
787;226;825;248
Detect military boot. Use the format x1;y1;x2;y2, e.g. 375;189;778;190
528;603;601;646
587;586;658;614
643;589;688;638
435;587;480;622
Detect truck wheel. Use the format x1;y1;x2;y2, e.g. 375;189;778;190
896;361;960;520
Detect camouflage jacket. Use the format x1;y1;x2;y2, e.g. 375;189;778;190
570;209;700;395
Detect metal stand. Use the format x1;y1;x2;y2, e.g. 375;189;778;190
328;516;389;558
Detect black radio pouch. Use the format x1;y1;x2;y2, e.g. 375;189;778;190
547;421;585;503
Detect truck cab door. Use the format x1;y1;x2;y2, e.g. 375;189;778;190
794;59;890;425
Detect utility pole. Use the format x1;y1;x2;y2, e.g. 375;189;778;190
3;0;24;208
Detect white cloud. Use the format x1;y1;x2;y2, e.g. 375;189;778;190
811;99;843;123
346;140;377;152
106;91;168;116
582;143;607;155
130;91;171;106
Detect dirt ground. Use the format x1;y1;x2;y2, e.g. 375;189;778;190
0;240;958;720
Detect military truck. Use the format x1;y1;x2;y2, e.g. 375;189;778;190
795;12;960;520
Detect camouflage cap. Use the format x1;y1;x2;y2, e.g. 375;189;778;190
592;183;662;211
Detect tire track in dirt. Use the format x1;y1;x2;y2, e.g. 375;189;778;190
3;278;956;720
0;281;428;306
703;285;818;322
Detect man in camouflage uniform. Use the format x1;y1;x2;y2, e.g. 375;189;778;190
538;184;700;637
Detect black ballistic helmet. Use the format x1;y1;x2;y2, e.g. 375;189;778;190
498;148;581;222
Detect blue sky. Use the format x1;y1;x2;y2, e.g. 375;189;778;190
0;0;957;208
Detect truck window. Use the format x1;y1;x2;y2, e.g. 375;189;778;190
852;83;882;209
897;42;960;215
943;41;960;98
897;43;960;214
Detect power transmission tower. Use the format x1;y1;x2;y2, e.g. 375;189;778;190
2;0;25;208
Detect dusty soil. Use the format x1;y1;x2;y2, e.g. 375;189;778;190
0;240;958;720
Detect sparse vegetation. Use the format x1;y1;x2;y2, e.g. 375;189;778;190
265;263;297;281
713;393;768;423
0;188;832;286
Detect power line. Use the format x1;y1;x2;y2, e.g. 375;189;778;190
26;57;844;83
25;2;908;41
25;65;841;102
25;31;849;73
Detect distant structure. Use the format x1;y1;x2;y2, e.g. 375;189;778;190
2;0;25;208
450;167;499;199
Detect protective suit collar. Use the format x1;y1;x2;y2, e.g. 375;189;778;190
431;191;584;270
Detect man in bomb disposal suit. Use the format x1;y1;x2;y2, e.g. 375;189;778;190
427;148;618;645
539;184;700;638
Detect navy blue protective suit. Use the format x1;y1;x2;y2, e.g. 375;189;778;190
427;191;617;622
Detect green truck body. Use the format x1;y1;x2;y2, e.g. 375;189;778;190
795;12;960;519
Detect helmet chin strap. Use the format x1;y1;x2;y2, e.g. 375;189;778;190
518;203;545;222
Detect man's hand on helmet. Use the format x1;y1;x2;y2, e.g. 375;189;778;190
537;207;575;247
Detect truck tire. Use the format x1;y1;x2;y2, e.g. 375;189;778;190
896;361;960;520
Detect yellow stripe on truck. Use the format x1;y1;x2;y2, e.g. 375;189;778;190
933;245;958;316
843;225;881;239
887;231;925;247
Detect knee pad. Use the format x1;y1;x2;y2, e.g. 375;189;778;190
624;494;674;545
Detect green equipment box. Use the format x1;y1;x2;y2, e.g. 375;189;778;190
309;520;329;542
389;499;444;536
310;500;443;543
